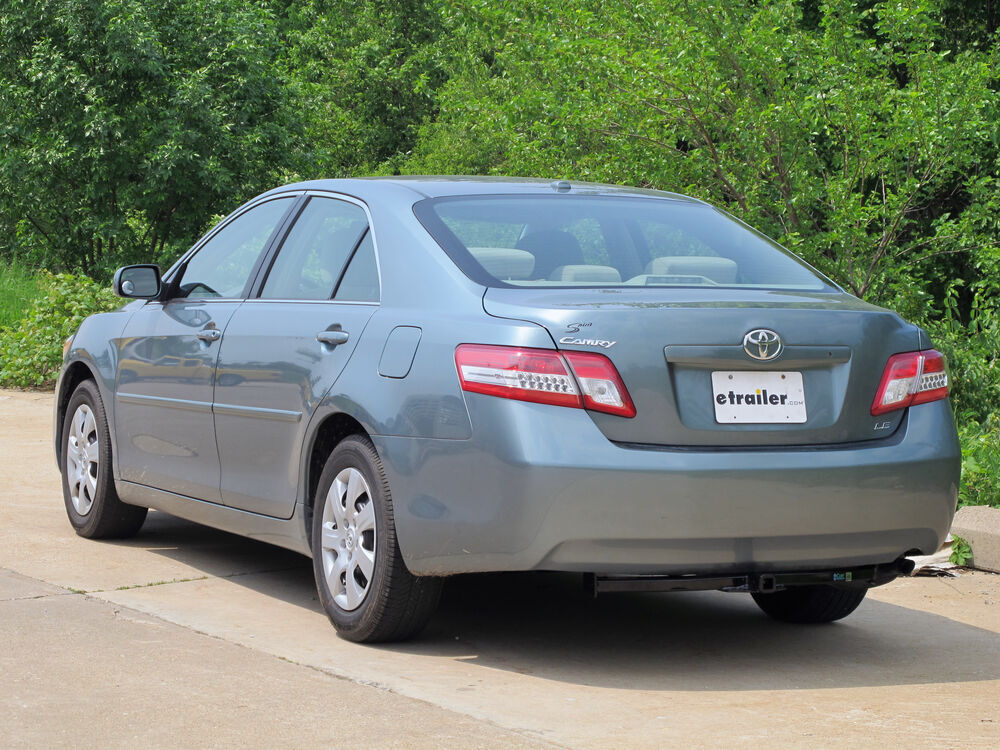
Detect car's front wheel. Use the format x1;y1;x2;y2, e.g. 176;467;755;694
311;435;441;642
751;585;867;623
61;380;147;538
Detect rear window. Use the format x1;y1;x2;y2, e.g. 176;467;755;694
414;195;831;290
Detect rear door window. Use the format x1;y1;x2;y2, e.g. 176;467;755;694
260;197;369;300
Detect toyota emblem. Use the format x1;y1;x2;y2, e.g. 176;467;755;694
743;329;783;361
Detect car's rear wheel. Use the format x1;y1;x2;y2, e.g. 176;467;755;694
61;380;147;538
311;435;441;642
751;585;867;623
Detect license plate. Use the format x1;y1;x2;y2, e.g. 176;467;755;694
711;371;806;424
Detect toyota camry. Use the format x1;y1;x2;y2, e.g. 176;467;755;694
54;177;960;642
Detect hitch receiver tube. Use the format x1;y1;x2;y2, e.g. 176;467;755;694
583;558;915;597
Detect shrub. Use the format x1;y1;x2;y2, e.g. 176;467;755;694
0;272;119;388
958;416;1000;509
924;288;1000;425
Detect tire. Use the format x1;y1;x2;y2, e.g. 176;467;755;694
311;435;442;643
751;585;867;624
61;380;147;539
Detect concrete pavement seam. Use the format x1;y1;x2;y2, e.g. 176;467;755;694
34;565;309;595
86;583;572;750
107;599;571;750
6;565;568;748
0;591;77;602
264;654;576;750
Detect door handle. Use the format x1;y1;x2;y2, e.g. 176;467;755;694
197;328;221;342
316;330;350;346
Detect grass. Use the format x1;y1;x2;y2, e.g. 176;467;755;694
0;261;43;330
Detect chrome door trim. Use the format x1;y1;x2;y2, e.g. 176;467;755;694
211;402;303;422
119;392;303;423
238;299;378;306
117;393;214;413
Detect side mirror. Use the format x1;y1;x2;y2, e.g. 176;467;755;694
114;265;162;299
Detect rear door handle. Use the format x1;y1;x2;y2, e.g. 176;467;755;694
316;330;350;346
197;328;221;342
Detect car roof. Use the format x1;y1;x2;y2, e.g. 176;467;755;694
258;176;706;204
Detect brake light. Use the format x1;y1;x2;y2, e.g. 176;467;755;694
871;349;949;416
455;344;636;418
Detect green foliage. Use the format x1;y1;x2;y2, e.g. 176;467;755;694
408;0;999;304
0;261;43;330
282;0;451;177
958;417;1000;509
922;281;999;511
0;273;119;387
0;0;301;276
923;287;1000;424
949;535;972;566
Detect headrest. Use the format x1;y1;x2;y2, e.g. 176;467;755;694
469;247;536;280
515;230;585;277
515;230;583;258
645;256;738;283
549;264;622;283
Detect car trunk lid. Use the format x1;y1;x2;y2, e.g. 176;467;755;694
482;287;919;447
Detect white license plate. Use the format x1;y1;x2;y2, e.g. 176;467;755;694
711;371;807;424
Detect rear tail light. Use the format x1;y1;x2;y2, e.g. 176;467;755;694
871;349;950;416
455;344;636;418
453;345;581;409
563;350;636;417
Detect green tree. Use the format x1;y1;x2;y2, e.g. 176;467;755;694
0;0;300;275
407;0;999;304
282;0;451;177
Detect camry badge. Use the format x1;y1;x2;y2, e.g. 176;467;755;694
743;329;782;361
559;336;616;349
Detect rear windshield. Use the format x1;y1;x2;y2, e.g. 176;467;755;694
414;195;831;291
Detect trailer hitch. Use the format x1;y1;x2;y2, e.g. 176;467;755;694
583;557;915;597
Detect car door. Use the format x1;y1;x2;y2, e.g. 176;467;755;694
114;195;297;501
213;194;380;517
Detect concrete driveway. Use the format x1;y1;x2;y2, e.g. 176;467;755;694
2;389;998;748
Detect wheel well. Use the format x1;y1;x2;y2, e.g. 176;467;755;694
304;412;368;548
55;362;97;462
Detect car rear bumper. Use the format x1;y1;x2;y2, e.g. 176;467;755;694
375;397;960;576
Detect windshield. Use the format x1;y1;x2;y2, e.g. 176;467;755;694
414;195;832;291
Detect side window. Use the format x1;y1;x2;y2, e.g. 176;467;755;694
334;231;380;302
180;197;293;299
260;197;368;300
